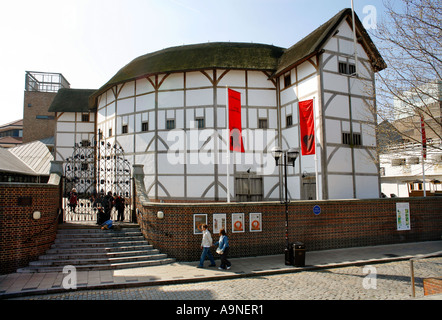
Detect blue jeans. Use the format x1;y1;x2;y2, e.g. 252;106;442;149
199;247;216;267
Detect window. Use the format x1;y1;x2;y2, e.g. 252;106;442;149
122;125;128;134
195;118;205;129
141;122;149;132
109;128;112;137
36;115;55;120
81;113;90;122
392;158;406;166
166;119;175;130
342;132;362;146
284;73;291;88
339;62;356;75
258;119;268;129
286;115;293;127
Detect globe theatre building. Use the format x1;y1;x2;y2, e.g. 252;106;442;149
51;9;386;202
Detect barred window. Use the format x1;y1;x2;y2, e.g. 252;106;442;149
286;115;293;127
166;119;175;130
342;132;362;146
195;118;205;129
339;62;356;75
258;119;268;129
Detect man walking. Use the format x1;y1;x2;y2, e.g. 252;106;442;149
197;224;216;268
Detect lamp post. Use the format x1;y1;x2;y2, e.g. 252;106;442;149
271;147;299;265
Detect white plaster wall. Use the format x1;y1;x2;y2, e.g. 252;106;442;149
355;175;379;198
327;147;353;173
328;175;354;199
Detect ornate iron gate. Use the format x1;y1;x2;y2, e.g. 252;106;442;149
63;139;132;222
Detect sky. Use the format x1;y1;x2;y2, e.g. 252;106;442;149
0;0;391;125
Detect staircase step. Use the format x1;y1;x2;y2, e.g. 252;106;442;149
18;258;176;273
46;244;154;255
39;249;160;260
30;253;168;267
18;223;174;273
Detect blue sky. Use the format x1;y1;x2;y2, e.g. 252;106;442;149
0;0;390;125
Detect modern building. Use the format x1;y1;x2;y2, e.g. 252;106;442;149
0;120;23;148
23;71;70;144
51;8;386;202
380;80;442;197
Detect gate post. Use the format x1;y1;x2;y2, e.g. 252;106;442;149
48;161;64;223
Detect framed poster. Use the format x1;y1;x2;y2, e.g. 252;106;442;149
213;213;226;234
396;203;411;231
232;213;245;233
193;214;207;234
249;212;262;232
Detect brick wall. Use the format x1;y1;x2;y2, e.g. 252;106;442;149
23;91;57;143
0;183;60;274
134;193;442;262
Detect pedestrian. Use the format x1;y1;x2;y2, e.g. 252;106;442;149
214;228;231;270
103;191;114;221
68;188;78;213
101;219;113;230
115;194;125;222
197;224;216;268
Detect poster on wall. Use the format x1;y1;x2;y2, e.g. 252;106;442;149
396;203;411;231
213;213;226;234
249;212;262;232
232;213;245;233
193;214;207;234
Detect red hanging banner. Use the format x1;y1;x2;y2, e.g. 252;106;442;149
299;99;315;155
228;89;245;153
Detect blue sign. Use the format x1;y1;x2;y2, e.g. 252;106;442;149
313;205;321;215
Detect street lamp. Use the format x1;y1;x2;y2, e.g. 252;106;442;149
271;146;299;265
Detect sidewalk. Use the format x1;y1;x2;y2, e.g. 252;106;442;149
1;240;441;299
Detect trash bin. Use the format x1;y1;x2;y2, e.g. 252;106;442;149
293;242;305;267
284;244;294;266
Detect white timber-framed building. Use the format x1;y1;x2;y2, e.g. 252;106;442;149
49;8;386;202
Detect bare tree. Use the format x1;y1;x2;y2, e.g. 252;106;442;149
372;0;441;149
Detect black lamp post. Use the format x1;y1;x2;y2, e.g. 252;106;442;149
271;146;299;265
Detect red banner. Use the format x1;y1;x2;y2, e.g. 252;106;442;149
228;89;244;152
299;99;315;155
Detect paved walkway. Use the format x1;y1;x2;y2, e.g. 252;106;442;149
1;240;441;299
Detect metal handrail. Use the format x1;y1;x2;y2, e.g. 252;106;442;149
410;251;442;297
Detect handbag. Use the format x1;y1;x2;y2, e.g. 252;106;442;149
216;248;223;255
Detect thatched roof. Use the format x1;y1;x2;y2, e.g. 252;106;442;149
48;88;97;113
87;8;386;109
276;8;386;76
89;42;285;106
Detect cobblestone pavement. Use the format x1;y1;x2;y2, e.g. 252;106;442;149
10;258;442;300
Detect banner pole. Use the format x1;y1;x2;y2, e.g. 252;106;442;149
313;97;320;200
226;86;231;203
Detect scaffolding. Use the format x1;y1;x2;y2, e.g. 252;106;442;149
25;71;70;93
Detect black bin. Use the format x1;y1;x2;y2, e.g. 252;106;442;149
284;245;294;266
293;242;305;267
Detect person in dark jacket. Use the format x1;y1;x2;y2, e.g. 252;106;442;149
115;194;125;222
214;228;231;270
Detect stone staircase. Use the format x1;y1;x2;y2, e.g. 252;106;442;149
17;224;175;273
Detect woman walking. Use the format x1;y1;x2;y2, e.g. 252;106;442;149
214;228;231;270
